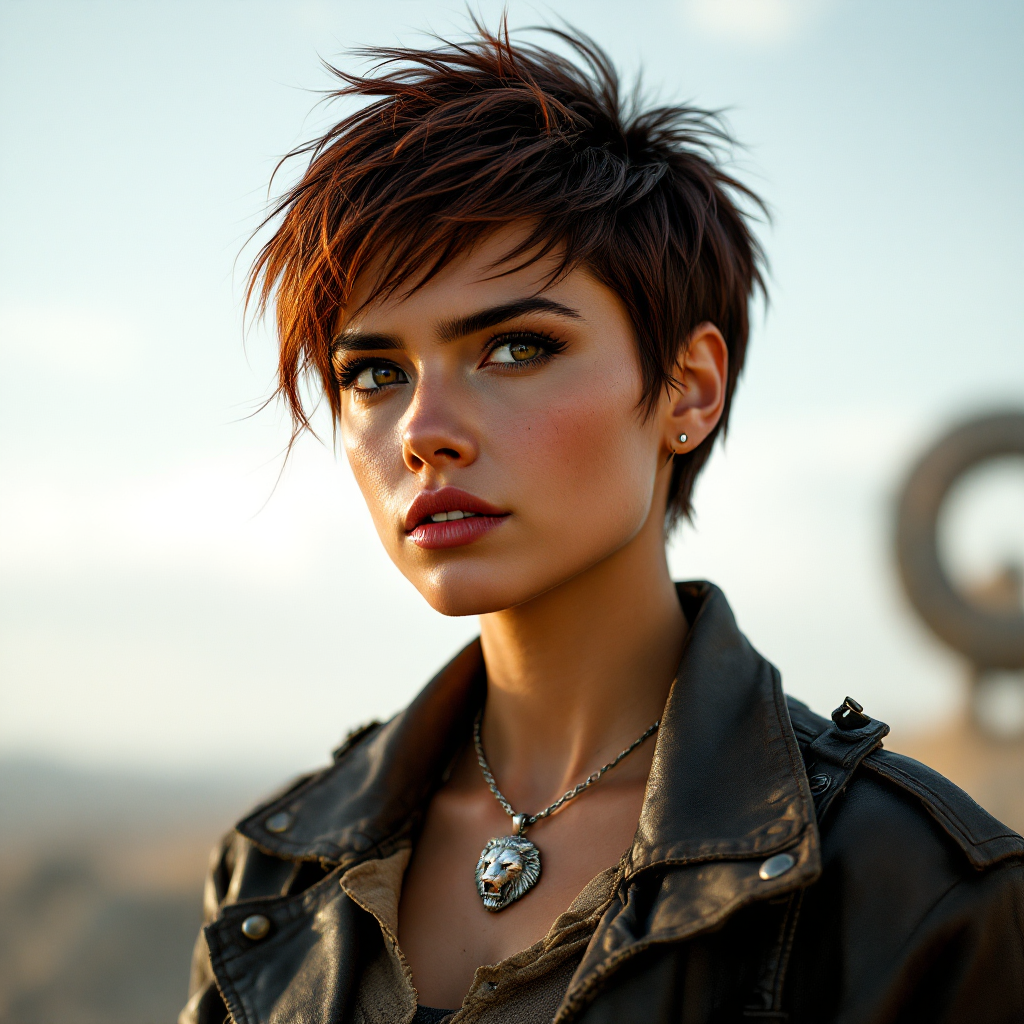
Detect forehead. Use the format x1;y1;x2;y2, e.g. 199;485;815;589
342;223;576;333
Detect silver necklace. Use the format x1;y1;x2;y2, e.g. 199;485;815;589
472;709;660;911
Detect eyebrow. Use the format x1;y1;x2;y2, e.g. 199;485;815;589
436;297;582;342
331;296;582;355
330;332;403;355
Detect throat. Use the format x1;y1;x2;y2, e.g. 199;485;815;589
476;565;685;800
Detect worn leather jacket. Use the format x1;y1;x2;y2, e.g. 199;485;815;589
181;582;1024;1023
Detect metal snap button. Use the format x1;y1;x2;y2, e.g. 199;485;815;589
809;773;831;795
758;853;796;880
265;812;293;834
241;914;271;940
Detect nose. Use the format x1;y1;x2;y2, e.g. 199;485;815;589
483;875;502;893
401;380;479;473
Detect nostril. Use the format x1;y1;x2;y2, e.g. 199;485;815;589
434;447;460;459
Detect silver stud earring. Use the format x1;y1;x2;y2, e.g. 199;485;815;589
678;433;688;445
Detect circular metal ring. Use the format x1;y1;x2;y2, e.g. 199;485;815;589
895;411;1024;669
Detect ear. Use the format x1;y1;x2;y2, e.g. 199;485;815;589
659;322;728;456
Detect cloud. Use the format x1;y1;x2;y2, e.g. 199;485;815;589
680;0;831;47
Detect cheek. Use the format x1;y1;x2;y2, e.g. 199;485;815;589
340;415;404;532
498;376;656;536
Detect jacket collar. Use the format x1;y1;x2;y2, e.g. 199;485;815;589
238;581;817;878
237;637;485;865
630;581;814;870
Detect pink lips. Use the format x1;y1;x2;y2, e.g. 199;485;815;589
404;487;510;550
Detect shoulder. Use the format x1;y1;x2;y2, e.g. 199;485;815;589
784;698;1024;1016
786;695;1024;872
203;720;387;911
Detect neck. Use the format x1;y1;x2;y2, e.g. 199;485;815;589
477;506;687;811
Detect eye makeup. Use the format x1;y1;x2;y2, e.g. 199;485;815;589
333;328;569;394
335;357;408;392
481;330;567;369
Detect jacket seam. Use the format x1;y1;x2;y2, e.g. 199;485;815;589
204;934;253;1024
863;755;1021;847
770;670;816;830
772;889;803;1009
236;815;417;871
623;827;814;882
193;933;244;1024
554;868;814;1023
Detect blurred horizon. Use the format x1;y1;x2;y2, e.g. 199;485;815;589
2;0;1023;782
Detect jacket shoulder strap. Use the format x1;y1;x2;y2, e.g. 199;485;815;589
787;696;890;824
788;696;1024;867
861;747;1024;867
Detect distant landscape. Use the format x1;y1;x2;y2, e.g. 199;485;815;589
0;759;272;1024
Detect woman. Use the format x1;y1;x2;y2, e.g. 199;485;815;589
181;25;1024;1024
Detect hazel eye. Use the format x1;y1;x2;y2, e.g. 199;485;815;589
353;364;408;390
489;339;541;364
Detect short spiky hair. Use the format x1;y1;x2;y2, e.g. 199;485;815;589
249;22;766;525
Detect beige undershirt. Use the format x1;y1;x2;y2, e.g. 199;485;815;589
339;847;623;1024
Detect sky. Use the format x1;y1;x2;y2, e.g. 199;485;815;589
1;0;1022;777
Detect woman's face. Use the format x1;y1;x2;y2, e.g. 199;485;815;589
335;226;673;617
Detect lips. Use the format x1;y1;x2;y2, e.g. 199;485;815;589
404;487;509;549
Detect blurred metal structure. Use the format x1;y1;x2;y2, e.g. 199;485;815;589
895;411;1024;735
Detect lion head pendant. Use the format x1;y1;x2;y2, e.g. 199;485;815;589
475;835;542;911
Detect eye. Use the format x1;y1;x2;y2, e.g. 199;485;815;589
484;331;565;369
336;359;409;393
355;365;406;389
489;339;542;364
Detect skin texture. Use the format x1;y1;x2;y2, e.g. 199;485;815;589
336;224;728;1007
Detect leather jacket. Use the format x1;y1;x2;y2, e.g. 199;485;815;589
181;582;1024;1023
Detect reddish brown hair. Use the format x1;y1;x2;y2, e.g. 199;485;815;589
249;22;766;525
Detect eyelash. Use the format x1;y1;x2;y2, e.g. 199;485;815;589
333;331;567;392
483;330;567;367
334;357;391;392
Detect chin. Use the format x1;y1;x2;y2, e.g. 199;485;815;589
396;536;627;618
407;564;544;617
395;544;576;616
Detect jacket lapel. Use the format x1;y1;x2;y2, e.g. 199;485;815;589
632;582;815;869
562;583;820;1012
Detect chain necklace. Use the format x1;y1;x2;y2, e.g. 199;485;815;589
472;709;660;911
